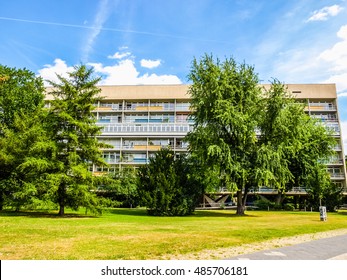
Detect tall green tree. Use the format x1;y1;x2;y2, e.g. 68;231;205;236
187;55;336;215
258;81;335;204
33;65;106;215
187;55;262;215
0;65;45;210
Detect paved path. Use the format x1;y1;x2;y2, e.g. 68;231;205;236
228;234;347;260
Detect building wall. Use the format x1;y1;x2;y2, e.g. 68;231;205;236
91;84;347;193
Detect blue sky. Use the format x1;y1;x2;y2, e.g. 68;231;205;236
0;0;346;152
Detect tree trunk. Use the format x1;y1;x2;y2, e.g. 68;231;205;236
58;203;65;216
236;184;250;215
275;192;285;205
236;190;245;215
0;193;3;211
58;184;65;216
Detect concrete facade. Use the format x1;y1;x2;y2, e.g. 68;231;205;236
90;84;346;193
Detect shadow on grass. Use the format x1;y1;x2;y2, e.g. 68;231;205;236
1;208;260;219
194;210;258;218
105;208;150;217
0;210;96;219
105;208;257;218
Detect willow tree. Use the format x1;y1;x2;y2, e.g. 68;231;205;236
258;80;335;204
186;55;263;215
187;55;335;215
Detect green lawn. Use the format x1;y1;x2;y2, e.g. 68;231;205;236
0;208;346;260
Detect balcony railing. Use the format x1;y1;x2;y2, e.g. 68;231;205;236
322;123;340;135
331;145;342;151
103;159;120;164
97;104;122;111
305;104;337;111
122;158;149;164
123;105;175;111
250;187;308;193
319;158;344;165
98;123;193;134
329;173;345;179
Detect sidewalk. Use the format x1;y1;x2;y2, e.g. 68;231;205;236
227;234;347;260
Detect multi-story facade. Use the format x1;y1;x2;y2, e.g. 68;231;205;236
93;85;192;173
89;84;346;194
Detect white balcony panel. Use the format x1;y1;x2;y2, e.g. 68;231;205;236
98;123;193;136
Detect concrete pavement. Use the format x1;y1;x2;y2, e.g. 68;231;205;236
228;234;347;260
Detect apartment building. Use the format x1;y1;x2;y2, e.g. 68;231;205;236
91;84;346;194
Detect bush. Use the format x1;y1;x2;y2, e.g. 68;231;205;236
98;197;123;208
254;199;273;210
273;203;282;210
254;200;289;210
137;149;203;216
284;203;295;211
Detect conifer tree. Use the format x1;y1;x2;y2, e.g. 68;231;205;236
44;65;106;215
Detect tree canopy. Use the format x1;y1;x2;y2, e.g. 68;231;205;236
0;65;45;210
187;54;336;214
0;60;341;215
0;65;44;129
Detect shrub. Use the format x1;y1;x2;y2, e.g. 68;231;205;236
284;203;295;211
254;199;273;210
137;149;203;216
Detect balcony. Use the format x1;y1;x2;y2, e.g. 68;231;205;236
93;171;108;176
252;187;309;195
96;104;122;111
175;105;191;112
103;157;120;164
322;123;340;135
329;173;345;179
98;123;193;135
305;104;337;111
122;158;149;164
327;159;344;165
121;144;162;151
331;145;342;151
319;158;344;165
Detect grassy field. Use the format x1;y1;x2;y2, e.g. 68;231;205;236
0;208;346;260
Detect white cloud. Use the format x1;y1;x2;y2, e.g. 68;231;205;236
307;4;343;22
37;58;74;85
89;57;181;85
140;59;161;69
319;25;347;92
38;53;181;86
319;25;347;72
108;51;131;60
89;59;140;85
338;92;347;98
324;73;347;93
